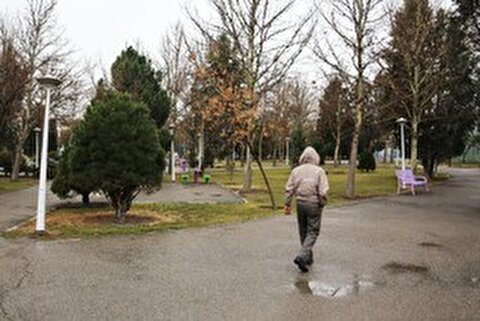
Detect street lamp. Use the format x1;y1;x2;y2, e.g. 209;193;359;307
396;117;407;171
36;73;62;234
169;123;176;182
33;127;41;171
285;136;291;166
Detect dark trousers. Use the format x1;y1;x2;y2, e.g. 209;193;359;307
296;201;323;263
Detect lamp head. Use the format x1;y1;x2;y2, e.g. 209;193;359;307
36;74;62;89
396;117;407;125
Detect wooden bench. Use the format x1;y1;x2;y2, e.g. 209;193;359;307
395;169;430;195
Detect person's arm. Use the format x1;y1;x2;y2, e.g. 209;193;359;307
284;171;296;215
317;169;330;206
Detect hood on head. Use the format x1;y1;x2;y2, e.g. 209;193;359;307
299;146;320;166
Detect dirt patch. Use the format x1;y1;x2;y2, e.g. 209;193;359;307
10;209;179;237
418;242;443;248
55;210;178;226
382;262;430;274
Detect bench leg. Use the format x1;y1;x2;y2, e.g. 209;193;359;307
411;185;416;196
397;183;401;195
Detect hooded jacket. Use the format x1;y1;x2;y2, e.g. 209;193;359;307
284;146;329;206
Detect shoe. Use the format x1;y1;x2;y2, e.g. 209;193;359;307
306;250;314;265
294;258;309;273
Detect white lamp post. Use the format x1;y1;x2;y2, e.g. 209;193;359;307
33;127;41;171
396;117;407;171
285;136;290;166
169;124;176;182
36;73;61;234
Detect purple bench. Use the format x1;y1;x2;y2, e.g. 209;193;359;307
395;169;430;195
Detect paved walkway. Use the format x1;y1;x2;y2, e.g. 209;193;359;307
0;169;479;321
0;183;244;231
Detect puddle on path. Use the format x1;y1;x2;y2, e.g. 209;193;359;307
418;242;443;248
382;262;429;274
293;275;377;298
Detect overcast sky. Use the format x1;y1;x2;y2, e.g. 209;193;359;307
1;0;200;70
1;0;454;84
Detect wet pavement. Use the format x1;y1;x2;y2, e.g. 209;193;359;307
0;168;479;321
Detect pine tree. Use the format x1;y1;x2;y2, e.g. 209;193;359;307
291;122;307;167
419;10;477;176
381;0;444;172
111;46;170;128
70;91;164;222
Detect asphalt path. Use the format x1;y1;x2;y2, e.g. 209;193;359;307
0;168;479;321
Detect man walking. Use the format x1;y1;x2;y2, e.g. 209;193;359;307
284;146;329;272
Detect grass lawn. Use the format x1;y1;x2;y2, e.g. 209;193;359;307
449;162;480;168
212;165;399;207
0;177;36;194
4;164;448;239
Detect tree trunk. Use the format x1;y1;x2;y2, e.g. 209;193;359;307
334;132;341;167
249;142;276;209
258;134;263;163
242;144;252;192
383;138;388;163
411;65;420;173
272;142;277;167
411;118;419;173
240;145;245;167
10;142;23;181
115;203;127;223
81;193;90;205
346;78;364;199
346;121;361;198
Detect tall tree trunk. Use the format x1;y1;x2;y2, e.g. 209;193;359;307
411;117;419;173
334;130;341;167
242;144;252;192
410;65;420;173
346;79;364;199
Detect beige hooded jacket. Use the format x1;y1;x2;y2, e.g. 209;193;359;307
284;147;329;206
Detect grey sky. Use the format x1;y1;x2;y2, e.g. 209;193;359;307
1;0;454;83
1;0;199;69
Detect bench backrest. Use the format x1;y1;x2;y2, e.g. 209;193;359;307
395;169;415;183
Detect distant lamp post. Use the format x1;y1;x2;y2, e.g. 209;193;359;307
169;123;176;182
33;127;41;171
36;73;62;234
285;136;291;166
396;117;407;171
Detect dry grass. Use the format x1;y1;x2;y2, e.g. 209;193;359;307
0;177;36;194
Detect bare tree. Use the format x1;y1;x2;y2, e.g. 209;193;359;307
189;0;315;193
313;0;383;198
160;22;190;125
264;77;316;162
6;0;84;180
